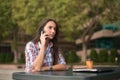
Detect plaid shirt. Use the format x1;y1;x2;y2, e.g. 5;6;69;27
25;41;66;72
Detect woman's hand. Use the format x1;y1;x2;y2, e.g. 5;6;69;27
40;66;50;71
40;31;49;46
29;66;40;72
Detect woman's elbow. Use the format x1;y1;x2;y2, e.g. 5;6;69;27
32;65;41;72
61;64;67;70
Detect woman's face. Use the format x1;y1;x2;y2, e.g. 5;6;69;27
43;21;56;40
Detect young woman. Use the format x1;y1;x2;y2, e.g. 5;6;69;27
25;18;66;72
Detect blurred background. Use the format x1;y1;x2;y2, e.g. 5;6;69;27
0;0;120;69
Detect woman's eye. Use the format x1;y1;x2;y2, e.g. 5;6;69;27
48;26;53;29
48;26;56;30
49;26;52;29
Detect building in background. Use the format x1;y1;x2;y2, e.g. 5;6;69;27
76;23;120;57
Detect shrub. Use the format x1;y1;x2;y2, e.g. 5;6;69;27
0;53;13;63
19;53;25;64
65;51;80;64
98;49;108;62
5;53;14;63
89;49;98;62
0;53;5;63
108;49;119;63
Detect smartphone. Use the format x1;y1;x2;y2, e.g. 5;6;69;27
38;28;43;35
39;29;49;39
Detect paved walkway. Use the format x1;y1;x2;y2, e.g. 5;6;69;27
0;64;24;80
0;68;24;80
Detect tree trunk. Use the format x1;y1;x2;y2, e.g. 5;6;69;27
81;41;87;62
13;50;18;63
11;25;19;64
11;40;18;64
81;15;101;62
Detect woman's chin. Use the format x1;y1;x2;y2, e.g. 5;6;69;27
49;37;54;40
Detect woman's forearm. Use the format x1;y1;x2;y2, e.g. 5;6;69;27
33;46;46;71
40;64;66;71
52;64;66;70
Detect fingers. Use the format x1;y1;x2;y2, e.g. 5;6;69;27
41;30;44;34
41;31;49;39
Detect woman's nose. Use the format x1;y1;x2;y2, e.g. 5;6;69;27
51;29;55;33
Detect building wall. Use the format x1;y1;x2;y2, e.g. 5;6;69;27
76;29;120;57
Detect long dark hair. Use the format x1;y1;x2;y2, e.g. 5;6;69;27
32;18;59;65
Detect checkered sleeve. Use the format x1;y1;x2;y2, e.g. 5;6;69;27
25;41;37;72
58;50;66;64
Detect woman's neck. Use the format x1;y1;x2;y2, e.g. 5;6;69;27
45;39;50;47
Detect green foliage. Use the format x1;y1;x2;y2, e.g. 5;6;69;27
89;49;98;62
0;53;5;63
0;0;15;40
0;53;14;63
108;49;119;63
64;51;80;64
1;0;120;41
98;49;108;62
11;0;44;35
103;0;120;23
5;53;14;63
19;53;25;64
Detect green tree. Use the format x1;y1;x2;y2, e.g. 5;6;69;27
0;0;14;41
11;0;45;35
103;0;120;23
75;0;120;62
